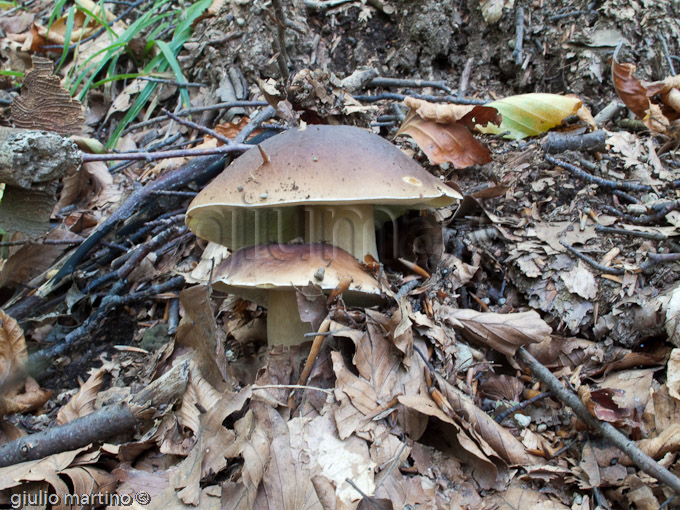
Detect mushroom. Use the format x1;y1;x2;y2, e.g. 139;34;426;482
186;125;462;261
213;243;382;346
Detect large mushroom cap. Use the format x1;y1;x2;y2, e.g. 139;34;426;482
212;243;383;306
186;125;462;246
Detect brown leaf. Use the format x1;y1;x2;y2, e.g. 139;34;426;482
357;497;393;510
443;309;551;356
253;404;323;509
57;367;106;425
11;57;84;136
611;60;657;118
175;285;230;391
396;111;493;168
435;375;542;466
0;310;27;391
404;96;476;123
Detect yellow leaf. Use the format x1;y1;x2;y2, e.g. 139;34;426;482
476;93;583;140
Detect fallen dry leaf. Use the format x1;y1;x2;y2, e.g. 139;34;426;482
396;98;500;168
443;309;552;356
57;367;106;425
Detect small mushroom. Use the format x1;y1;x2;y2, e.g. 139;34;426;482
213;243;382;346
186;125;463;260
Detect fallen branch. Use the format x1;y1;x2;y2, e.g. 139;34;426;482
541;130;606;154
0;357;191;468
518;347;680;494
559;241;625;275
545;154;653;192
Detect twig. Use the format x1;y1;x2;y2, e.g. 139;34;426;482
0;358;190;468
167;298;180;335
659;33;677;75
512;6;524;66
270;0;290;80
253;384;333;394
541;130;606;154
81;143;251;163
0;238;83;247
612;190;640;204
595;224;667;241
162;109;232;145
640;252;680;272
395;279;421;300
494;391;551;423
560;241;625;275
123;100;268;134
30;276;185;376
517;346;680;494
594;100;624;125
117;225;188;280
297;317;331;387
457;57;475;98
602;200;680;225
545;154;653;192
353;92;486;106
150;190;198;197
366;77;453;94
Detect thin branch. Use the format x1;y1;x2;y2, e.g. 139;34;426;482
30;276;185;376
353;92;486;105
0;358;190;468
123;100;268;134
595;224;667;241
560;241;625;275
659;33;677;75
545;154;653;192
81;143;251;163
494;391;552;423
270;0;290;80
162;108;232;145
518;346;680;494
512;6;524;66
366;77;453;94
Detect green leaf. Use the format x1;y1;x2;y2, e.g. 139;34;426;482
475;93;582;140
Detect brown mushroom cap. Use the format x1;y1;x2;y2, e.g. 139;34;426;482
212;243;383;306
186;125;462;247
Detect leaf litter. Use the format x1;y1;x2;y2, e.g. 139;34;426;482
1;0;680;508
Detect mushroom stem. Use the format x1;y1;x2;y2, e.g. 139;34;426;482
266;290;312;346
305;204;378;261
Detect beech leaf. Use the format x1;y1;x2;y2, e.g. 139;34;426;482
396;111;493;168
475;93;583;140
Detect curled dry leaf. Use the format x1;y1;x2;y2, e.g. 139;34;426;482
443;309;552;357
611;60;679;133
56;367;106;425
397;97;500;168
0;310;27;391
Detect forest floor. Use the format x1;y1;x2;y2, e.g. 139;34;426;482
1;0;680;508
